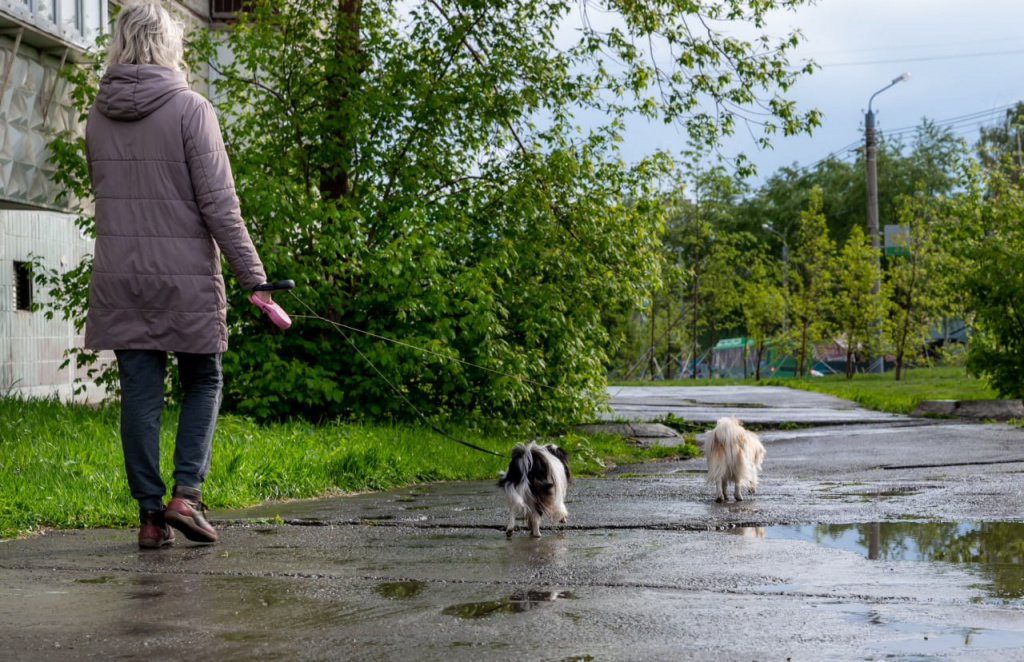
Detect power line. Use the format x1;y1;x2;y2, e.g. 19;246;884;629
820;48;1024;68
807;37;1024;58
794;102;1021;174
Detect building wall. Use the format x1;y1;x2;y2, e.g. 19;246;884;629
0;208;106;400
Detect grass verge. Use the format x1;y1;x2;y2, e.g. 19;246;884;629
762;365;997;414
613;365;997;415
0;396;698;540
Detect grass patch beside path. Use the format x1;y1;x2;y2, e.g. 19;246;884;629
613;365;997;415
763;366;997;414
0;396;697;540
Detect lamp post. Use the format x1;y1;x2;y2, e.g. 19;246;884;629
761;223;788;334
864;72;909;373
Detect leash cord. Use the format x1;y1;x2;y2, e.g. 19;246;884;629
285;297;559;393
284;291;509;459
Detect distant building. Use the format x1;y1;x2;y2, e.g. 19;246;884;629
0;1;240;400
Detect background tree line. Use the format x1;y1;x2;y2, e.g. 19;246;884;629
609;102;1024;394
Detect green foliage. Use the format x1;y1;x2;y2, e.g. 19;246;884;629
976;102;1024;188
883;195;954;380
944;157;1024;398
829;224;883;378
788;187;835;376
184;0;820;426
741;256;785;380
738;121;964;246
42;0;823;427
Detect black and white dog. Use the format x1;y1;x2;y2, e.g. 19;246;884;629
498;442;570;538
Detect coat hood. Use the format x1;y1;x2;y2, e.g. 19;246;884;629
95;64;190;121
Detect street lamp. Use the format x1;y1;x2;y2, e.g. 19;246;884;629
761;223;788;334
864;72;909;373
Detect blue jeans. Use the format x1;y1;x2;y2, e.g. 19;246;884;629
115;350;223;511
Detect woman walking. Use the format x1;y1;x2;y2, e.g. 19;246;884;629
84;2;272;548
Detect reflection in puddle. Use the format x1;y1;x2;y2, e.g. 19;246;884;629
820;602;1024;655
443;590;575;619
375;581;427;600
753;522;1024;563
75;575;115;584
731;522;1024;599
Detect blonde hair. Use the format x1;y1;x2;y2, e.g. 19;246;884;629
106;2;185;71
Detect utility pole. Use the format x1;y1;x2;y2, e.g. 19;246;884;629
864;72;909;373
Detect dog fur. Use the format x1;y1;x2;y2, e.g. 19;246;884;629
704;416;765;503
498;442;570;538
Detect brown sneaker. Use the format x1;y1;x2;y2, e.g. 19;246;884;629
164;485;218;544
138;509;175;549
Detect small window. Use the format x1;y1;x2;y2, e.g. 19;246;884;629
211;0;251;18
14;261;33;311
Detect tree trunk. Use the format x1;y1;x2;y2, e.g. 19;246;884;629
798;318;809;378
691;267;699;380
323;0;363;201
649;298;657;380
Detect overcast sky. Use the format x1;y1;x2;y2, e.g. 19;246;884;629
616;0;1024;183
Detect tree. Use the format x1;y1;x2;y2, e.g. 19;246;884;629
740;256;785;380
946;158;1024;398
47;0;821;427
829;225;883;378
976;102;1024;187
883;195;952;381
788;187;835;377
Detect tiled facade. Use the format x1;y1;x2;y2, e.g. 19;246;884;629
0;1;223;401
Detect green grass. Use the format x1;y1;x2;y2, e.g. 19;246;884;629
614;365;998;415
763;365;998;414
0;396;698;540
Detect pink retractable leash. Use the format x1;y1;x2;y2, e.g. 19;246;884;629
250;280;295;329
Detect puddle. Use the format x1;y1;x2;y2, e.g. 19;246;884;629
730;522;1024;599
443;590;575;619
851;489;921;500
818;602;1024;656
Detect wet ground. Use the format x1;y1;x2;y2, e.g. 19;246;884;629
2;386;1024;660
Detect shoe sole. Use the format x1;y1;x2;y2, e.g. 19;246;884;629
165;511;218;543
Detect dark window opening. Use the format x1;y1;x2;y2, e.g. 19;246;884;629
14;261;32;311
211;0;252;17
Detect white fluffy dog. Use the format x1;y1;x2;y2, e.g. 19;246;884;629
498;442;570;538
705;416;765;503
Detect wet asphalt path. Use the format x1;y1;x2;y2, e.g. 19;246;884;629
2;386;1024;660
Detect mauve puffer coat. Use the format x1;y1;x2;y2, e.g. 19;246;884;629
84;64;266;354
